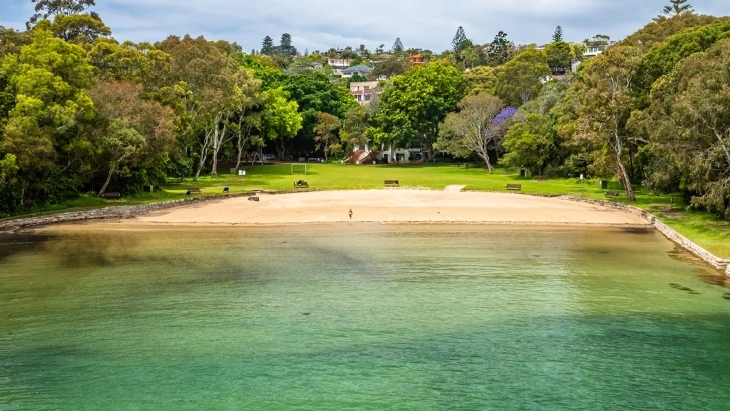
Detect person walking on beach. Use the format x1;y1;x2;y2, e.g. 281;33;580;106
348;209;353;219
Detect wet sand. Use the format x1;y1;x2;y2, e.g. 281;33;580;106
116;188;648;227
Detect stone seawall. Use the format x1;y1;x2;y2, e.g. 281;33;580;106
565;197;730;277
0;193;254;232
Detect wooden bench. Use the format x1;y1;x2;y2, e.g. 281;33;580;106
100;192;121;199
294;180;308;188
384;180;400;187
605;190;621;198
186;187;201;195
248;196;260;202
506;184;522;191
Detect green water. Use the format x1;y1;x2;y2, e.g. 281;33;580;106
1;225;729;410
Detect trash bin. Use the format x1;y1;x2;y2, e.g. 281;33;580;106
599;180;608;189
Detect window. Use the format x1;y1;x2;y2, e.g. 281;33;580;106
364;95;371;101
353;86;360;91
364;86;370;90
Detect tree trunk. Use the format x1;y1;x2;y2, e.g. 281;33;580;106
235;142;244;170
323;140;329;161
275;138;286;160
211;123;228;175
98;166;115;196
616;151;636;201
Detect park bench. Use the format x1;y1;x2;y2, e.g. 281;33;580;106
168;178;184;186
100;192;121;199
223;187;230;193
248;196;260;202
186;187;201;195
506;184;522;191
605;190;622;198
384;180;400;187
294;180;308;188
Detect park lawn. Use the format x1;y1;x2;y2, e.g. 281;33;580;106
4;163;728;260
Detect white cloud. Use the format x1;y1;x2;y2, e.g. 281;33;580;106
2;0;729;52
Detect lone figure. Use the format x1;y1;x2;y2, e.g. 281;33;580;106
348;209;353;219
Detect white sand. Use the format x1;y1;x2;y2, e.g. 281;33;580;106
124;189;648;226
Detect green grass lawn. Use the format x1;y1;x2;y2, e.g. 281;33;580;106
5;163;729;260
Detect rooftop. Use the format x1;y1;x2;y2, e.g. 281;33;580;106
342;65;373;74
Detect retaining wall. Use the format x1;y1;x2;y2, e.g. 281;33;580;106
565;197;730;276
0;193;254;232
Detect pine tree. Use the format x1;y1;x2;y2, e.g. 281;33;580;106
663;0;693;15
487;31;510;65
261;36;274;55
279;33;297;56
392;38;404;54
452;26;468;52
552;26;563;43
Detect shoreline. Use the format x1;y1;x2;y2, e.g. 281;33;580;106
2;188;728;276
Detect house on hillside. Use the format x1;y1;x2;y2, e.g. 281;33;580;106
341;65;373;79
408;54;429;66
572;42;617;73
349;81;382;105
328;58;353;76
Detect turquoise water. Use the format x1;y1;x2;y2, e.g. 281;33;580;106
1;224;729;410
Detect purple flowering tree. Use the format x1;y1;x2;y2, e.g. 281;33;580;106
437;96;517;172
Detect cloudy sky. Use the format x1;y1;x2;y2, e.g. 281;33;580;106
2;0;729;52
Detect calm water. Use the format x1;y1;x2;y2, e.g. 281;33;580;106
1;224;729;410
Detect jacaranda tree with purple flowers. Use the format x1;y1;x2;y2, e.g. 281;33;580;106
436;93;516;172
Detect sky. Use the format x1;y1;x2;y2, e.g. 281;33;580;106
2;0;730;53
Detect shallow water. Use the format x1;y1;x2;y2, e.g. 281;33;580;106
1;224;729;410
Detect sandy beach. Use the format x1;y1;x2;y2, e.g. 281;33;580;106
118;187;648;226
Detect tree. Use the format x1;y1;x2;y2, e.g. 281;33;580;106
375;61;464;157
464;65;498;95
86;80;174;195
544;41;572;74
575;46;644;201
436;94;511;171
495;47;551;107
553;26;564;43
28;0;96;25
279;33;297;56
339;105;370;154
261;36;274;55
487;31;511;66
1;29;93;204
572;43;587;62
452;26;471;56
375;44;385;54
643;39;730;218
259;87;303;159
313;112;341;160
663;0;693;16
621;13;718;52
282;72;355;158
501;114;556;175
371;55;409;79
640;20;730;90
392;38;404;54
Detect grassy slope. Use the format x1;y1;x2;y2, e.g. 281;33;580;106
5;163;729;259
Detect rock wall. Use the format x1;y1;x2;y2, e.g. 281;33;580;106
565;197;730;276
0;193;254;232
